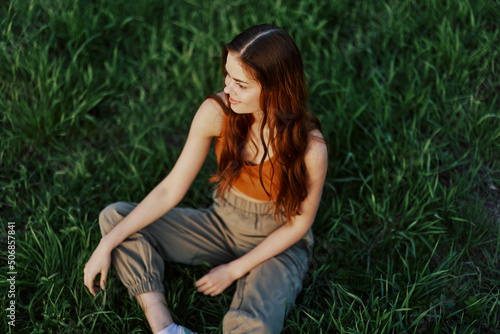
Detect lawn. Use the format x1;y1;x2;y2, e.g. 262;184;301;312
1;0;499;333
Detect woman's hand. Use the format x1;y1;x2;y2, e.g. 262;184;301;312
83;240;112;296
195;263;244;296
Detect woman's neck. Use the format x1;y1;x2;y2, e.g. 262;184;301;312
250;111;268;140
246;114;273;162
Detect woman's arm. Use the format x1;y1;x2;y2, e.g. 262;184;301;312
196;132;328;296
84;98;224;296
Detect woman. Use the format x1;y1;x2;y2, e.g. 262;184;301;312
84;24;328;334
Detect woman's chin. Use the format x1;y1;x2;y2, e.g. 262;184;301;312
230;106;260;115
230;107;247;114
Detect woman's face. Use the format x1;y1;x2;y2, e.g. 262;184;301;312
224;52;262;116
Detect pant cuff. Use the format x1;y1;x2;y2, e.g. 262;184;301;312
127;279;164;298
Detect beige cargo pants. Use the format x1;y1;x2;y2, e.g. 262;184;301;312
99;191;313;334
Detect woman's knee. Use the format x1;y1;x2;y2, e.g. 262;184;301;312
98;202;134;236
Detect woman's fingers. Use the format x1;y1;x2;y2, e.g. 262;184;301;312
195;265;235;296
195;276;216;295
198;283;219;296
84;269;107;296
84;244;112;296
195;277;208;292
83;267;90;293
85;269;97;295
83;264;105;296
194;276;205;287
100;268;108;291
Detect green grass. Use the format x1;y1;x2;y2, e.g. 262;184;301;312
1;0;499;333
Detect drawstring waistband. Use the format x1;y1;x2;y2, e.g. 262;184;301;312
214;189;275;215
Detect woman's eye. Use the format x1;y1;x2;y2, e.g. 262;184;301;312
237;83;245;89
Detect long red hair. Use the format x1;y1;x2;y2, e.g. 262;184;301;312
209;24;322;222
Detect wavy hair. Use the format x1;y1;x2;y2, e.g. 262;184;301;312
209;24;322;222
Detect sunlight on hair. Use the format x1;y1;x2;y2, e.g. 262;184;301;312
239;29;279;55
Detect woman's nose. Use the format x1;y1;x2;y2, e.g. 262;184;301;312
224;75;234;94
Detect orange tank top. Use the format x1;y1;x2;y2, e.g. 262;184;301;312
214;138;279;201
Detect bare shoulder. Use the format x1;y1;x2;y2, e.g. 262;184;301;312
304;129;328;177
306;129;328;160
191;92;226;138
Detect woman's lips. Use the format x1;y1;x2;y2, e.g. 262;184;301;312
229;97;240;105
